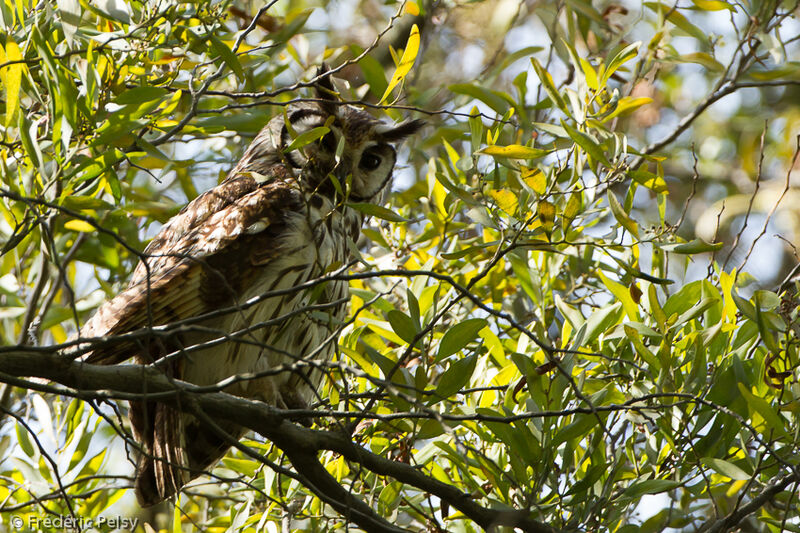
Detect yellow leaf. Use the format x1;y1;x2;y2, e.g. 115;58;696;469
488;189;518;215
478;144;549;159
562;193;581;227
604;96;653;122
64;219;96;232
597;270;639;320
404;1;420;16
537;200;556;231
579;58;598;90
521;166;546;194
380;24;420;103
1;40;22;128
725;479;747;498
0;46;6;86
719;269;737;322
692;0;734;10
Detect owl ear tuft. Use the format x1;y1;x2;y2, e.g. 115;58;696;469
314;63;338;116
376;118;425;143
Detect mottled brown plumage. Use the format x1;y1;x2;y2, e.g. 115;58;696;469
75;67;423;506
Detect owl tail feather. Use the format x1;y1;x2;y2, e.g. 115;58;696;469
134;403;189;507
133;403;243;507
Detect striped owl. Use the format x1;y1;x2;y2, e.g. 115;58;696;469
76;67;423;507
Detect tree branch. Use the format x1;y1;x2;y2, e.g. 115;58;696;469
0;349;559;533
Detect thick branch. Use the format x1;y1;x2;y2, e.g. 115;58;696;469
0;349;558;533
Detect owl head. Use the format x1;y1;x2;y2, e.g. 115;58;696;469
236;66;423;202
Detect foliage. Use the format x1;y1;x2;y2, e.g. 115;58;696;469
2;0;800;531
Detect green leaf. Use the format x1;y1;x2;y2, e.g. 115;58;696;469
672;297;719;329
209;35;245;81
754;292;780;354
678;52;725;72
61;196;114;211
700;458;751;480
115;86;169;105
661;239;723;254
611;255;673;285
625;324;661;370
438;318;488;360
222;457;259;477
381;24;420;102
737;383;787;436
352;45;388;98
16;421;35;457
531;57;567;113
731;291;757;322
434;354;478;400
347;202;410;222
622;479;681;499
561;120;611;167
601;42;641;87
663;280;704;318
387;310;418;344
607;191;639;237
283;126;330;153
580;301;623;345
554;414;597;446
450;83;512;115
378;482;403;516
555;294;584;329
645;3;707;42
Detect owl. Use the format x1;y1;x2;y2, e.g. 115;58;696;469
76;67;423;507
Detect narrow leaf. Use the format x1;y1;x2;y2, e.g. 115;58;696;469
450;83;511;115
210;35;245;81
607;191;639;237
2;41;23;127
381;24;420;102
521;166;546;194
537;200;556;232
283;126;330;152
438;318;487;360
661;239;723;254
629;169;668;193
488;190;518;215
700;458;750;480
478;144;550;159
561;120;611;167
387;310;418;344
64;220;96;232
531;57;567;113
604;96;653;121
347;202;410;222
434;354;478;400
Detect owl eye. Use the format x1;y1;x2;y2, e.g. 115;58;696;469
359;150;383;171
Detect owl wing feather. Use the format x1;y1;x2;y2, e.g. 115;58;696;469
80;176;302;365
